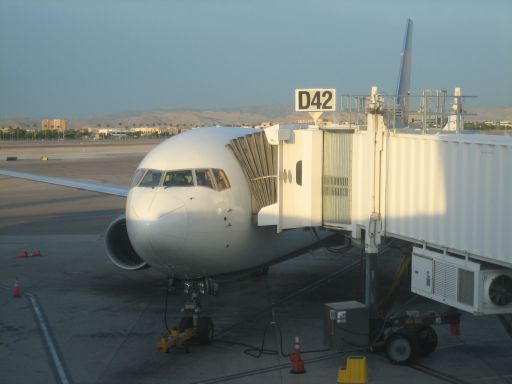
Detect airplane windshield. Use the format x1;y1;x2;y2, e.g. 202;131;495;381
212;169;230;191
195;169;215;189
130;169;146;188
163;170;194;187
134;168;230;191
139;170;163;187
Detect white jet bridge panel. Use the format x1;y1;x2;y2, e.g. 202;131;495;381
278;128;323;230
350;130;373;239
382;133;512;267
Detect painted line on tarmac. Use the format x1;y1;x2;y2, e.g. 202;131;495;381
26;293;74;384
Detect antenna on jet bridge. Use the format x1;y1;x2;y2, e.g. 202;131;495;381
395;18;413;128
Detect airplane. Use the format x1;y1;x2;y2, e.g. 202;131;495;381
0;127;329;343
0;19;413;345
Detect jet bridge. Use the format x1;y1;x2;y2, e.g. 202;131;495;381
246;86;512;316
227;131;277;214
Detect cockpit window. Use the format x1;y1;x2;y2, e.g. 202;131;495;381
195;169;215;189
212;169;230;191
163;170;194;187
134;168;230;190
139;170;163;187
130;169;146;188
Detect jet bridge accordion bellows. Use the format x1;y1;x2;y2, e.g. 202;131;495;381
227;131;277;214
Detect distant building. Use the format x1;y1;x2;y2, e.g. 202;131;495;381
130;126;188;136
42;118;67;131
130;127;164;135
96;128;129;139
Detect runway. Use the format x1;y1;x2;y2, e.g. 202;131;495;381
0;140;160;160
1;140;511;383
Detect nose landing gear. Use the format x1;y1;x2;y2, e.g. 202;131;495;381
181;279;217;345
157;278;218;353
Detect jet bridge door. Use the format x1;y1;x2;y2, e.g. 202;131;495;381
279;128;323;230
322;130;353;228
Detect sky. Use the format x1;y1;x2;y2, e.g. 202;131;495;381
0;0;511;119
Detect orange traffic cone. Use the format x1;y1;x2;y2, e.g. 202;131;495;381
12;278;21;298
31;250;42;257
289;335;306;374
15;251;28;259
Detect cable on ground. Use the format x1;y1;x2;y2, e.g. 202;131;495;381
163;275;173;333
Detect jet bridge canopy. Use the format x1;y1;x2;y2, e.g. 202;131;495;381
227;131;277;214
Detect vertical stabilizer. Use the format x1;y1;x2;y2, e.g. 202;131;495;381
395;18;413;128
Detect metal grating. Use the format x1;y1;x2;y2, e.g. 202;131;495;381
227;131;277;214
457;268;475;306
433;261;457;301
322;131;353;226
433;261;445;296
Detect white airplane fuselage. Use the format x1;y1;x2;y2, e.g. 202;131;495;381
125;127;317;279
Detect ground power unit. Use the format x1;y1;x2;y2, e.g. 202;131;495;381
324;301;369;350
411;247;512;315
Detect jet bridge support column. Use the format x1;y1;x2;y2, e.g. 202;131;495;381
364;87;385;320
365;251;378;318
365;216;380;319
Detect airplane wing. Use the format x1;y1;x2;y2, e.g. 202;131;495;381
0;169;128;197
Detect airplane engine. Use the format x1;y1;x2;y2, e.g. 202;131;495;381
105;215;148;270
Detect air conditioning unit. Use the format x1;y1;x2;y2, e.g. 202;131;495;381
411;247;512;315
480;270;512;313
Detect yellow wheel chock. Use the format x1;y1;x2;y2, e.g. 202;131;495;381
156;327;197;353
337;356;368;384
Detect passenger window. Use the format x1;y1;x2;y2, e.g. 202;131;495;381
163;170;194;187
131;168;146;188
139;170;163;187
212;169;230;191
195;169;215;189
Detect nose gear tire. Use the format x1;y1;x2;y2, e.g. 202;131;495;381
197;317;214;345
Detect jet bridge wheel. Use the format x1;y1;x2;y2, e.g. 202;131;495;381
385;328;420;364
197;317;214;345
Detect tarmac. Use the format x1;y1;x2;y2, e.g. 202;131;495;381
1;140;512;384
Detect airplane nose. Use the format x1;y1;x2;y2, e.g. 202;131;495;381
127;187;185;222
126;188;188;267
152;204;188;241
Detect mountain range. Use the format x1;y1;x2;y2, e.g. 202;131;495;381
1;105;511;130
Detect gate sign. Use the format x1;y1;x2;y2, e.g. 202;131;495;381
295;89;336;112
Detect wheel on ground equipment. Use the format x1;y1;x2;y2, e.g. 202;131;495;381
179;316;194;332
385;328;420;364
417;325;438;356
197;317;214;345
